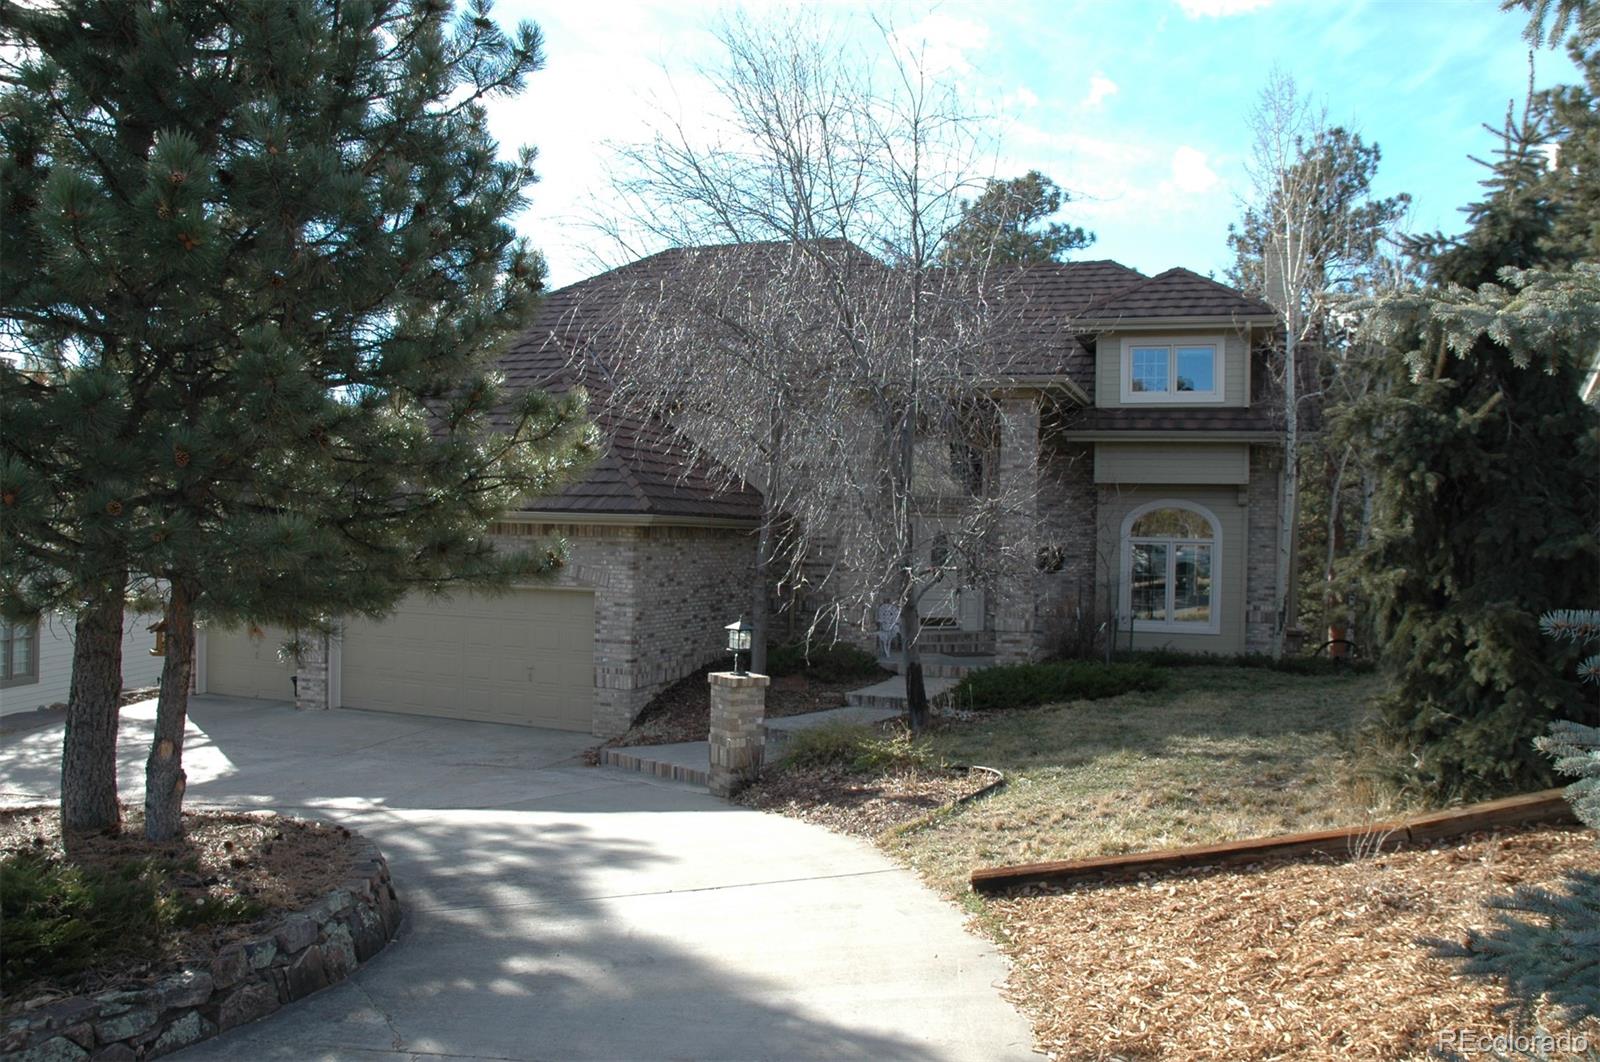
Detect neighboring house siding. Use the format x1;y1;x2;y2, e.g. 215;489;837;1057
0;611;166;717
1093;329;1251;409
1093;442;1250;485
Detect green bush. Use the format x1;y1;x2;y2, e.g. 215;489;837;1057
950;661;1167;712
0;852;265;993
765;641;884;683
779;721;938;773
1110;649;1376;676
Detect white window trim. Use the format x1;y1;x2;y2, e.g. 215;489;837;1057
1119;335;1226;404
1118;499;1222;635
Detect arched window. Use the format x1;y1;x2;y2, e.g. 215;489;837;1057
1121;502;1220;633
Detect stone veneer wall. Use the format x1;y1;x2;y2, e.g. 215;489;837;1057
1034;438;1099;657
1243;443;1282;654
991;398;1043;663
1;828;399;1062
488;520;755;738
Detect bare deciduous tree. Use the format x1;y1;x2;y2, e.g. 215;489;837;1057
1234;68;1409;657
589;11;1049;727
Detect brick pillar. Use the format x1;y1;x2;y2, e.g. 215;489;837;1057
993;397;1042;664
1244;444;1282;655
707;671;769;797
294;631;331;711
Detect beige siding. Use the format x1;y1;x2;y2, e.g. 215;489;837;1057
205;625;297;701
1094;442;1250;485
1096;485;1248;654
1093;329;1250;409
340;589;595;730
0;611;167;717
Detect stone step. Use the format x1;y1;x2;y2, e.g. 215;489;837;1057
844;675;960;711
905;629;995;655
600;742;710;788
882;653;995;679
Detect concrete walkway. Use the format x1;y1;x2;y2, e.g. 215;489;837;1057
0;696;1037;1061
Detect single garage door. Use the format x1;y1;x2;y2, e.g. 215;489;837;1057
206;626;297;701
339;589;594;731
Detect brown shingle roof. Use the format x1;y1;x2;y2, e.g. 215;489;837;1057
494;247;1278;515
498;250;764;522
1076;267;1277;321
1061;407;1281;433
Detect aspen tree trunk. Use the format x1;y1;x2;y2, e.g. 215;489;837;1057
61;584;125;835
144;581;196;841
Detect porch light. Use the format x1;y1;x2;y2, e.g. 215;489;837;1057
724;617;753;675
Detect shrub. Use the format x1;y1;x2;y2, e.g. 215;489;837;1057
779;721;937;773
766;641;884;683
0;852;265;993
1110;649;1376;676
950;661;1166;712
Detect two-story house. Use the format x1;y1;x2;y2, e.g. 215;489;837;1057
197;247;1285;737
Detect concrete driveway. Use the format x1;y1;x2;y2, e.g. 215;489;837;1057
0;696;1037;1061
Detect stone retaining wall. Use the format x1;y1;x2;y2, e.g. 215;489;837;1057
2;832;400;1062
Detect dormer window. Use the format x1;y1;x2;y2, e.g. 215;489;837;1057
1120;337;1224;403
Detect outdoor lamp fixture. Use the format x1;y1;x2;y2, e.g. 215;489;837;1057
148;620;167;657
724;617;753;675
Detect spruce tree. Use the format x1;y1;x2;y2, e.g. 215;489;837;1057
1;0;593;840
1340;9;1600;801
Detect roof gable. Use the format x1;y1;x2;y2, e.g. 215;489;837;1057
1077;267;1276;321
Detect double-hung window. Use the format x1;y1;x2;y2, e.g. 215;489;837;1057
1;618;39;688
1121;337;1223;403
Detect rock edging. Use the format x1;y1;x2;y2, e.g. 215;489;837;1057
2;830;401;1062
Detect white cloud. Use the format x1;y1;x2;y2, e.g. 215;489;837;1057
1082;72;1119;110
1175;0;1276;17
891;12;992;78
1167;146;1220;194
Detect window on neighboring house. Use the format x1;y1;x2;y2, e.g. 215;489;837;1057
1121;503;1219;633
1;618;40;687
1121;338;1224;403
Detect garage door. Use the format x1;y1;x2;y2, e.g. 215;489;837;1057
339;589;594;731
206;626;297;701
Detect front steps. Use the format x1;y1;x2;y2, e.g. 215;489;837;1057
882;652;995;679
844;674;960;712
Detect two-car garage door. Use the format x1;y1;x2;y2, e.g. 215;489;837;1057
204;589;594;731
340;590;593;731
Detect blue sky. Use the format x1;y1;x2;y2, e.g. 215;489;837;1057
485;0;1581;289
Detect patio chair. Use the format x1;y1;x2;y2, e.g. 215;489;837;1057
875;603;901;659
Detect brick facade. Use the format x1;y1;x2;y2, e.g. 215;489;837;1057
1243;444;1282;654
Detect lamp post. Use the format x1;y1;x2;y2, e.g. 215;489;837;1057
724;617;753;676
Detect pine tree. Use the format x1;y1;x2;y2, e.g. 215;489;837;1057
1339;7;1600;800
0;0;593;840
940;171;1093;268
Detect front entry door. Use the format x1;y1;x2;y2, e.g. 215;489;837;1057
913;518;983;630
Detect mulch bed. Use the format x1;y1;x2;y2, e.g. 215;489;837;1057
737;765;995;837
593;664;889;752
988;824;1598;1060
0;804;359;1008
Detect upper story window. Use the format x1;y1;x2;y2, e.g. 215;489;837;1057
1120;337;1224;404
2;619;39;688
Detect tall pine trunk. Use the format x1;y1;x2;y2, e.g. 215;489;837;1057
144;582;195;841
61;585;125;834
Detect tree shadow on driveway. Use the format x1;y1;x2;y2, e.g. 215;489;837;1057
1;696;1037;1061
